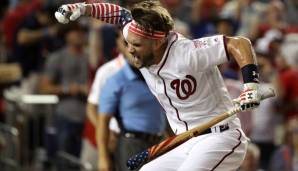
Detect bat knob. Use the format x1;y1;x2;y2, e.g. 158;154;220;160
127;150;149;170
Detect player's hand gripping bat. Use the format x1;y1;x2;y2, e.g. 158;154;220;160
126;87;275;170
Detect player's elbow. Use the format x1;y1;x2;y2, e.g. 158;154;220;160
226;36;252;57
225;36;256;67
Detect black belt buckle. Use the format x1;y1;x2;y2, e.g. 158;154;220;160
201;123;229;135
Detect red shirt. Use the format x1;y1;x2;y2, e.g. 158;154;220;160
3;0;41;49
278;68;298;120
83;118;97;147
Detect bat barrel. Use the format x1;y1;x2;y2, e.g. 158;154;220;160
127;150;149;170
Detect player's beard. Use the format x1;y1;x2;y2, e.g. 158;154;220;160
133;52;155;68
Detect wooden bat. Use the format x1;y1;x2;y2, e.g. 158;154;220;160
126;88;275;170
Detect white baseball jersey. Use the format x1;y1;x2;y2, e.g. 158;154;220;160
88;54;124;132
140;32;241;134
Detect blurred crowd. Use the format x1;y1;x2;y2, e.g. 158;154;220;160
0;0;297;171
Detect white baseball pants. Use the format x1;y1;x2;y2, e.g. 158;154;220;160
140;128;248;171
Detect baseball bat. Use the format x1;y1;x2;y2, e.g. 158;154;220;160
126;87;275;170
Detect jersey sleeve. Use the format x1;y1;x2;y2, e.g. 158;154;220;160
186;35;229;71
90;3;132;27
99;77;120;115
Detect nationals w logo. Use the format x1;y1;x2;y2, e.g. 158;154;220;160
170;75;197;100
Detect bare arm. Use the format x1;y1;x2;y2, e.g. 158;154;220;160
225;36;257;68
86;102;98;126
97;113;112;171
225;36;260;83
39;75;88;96
17;26;58;45
39;76;64;95
226;36;261;112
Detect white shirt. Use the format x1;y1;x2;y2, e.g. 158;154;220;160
88;54;124;104
88;54;124;132
140;32;240;134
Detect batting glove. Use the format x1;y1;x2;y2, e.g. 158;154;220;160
55;3;86;24
234;83;261;112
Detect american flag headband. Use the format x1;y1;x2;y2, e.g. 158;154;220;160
123;20;166;40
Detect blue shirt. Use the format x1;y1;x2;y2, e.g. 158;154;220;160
99;62;165;134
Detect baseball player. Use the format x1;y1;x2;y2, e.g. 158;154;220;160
55;1;261;170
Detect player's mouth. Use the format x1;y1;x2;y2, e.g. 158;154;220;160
133;55;142;67
133;55;140;62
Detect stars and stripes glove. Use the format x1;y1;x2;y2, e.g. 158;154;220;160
55;3;86;24
235;83;261;111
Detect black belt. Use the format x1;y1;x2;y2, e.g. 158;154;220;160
200;124;229;135
122;130;162;142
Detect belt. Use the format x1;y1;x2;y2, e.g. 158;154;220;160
122;131;162;142
200;123;230;135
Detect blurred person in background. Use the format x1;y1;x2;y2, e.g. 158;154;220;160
254;28;298;123
257;0;288;39
190;0;225;38
250;53;279;170
2;0;41;52
274;51;298;122
39;22;88;168
284;0;298;26
0;0;9;21
159;0;191;24
97;35;166;171
221;0;267;42
80;25;123;171
215;16;236;37
237;143;262;171
12;4;61;79
269;117;298;171
88;22;118;75
0;0;10;122
160;0;191;37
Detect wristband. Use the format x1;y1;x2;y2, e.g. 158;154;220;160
241;64;259;83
